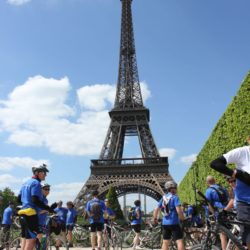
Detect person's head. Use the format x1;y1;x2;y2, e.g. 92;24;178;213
134;200;141;207
66;201;74;209
42;183;50;197
9;201;14;208
182;202;188;208
57;200;63;207
164;180;178;193
206;175;215;186
92;190;99;198
32;163;49;181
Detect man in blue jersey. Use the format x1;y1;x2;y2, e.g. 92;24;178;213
66;201;77;247
153;181;185;250
18;164;54;250
130;200;142;250
55;201;67;234
205;175;229;250
86;190;106;250
210;134;250;249
1;201;14;248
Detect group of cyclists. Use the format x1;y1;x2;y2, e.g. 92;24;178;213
0;134;249;250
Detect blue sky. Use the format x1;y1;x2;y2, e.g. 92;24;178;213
0;0;250;210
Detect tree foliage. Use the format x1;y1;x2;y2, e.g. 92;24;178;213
0;187;17;217
106;186;124;220
178;71;250;203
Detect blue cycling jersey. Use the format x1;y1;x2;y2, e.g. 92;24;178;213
2;206;14;225
131;206;142;225
19;178;43;212
66;208;77;225
158;193;181;225
86;198;106;224
205;184;228;208
38;196;48;226
55;207;68;223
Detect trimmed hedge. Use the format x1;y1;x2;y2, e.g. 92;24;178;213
178;71;250;203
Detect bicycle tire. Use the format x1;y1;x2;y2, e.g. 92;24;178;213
48;234;69;250
191;244;220;250
9;236;22;250
218;224;245;250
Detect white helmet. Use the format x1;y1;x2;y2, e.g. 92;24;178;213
164;181;177;190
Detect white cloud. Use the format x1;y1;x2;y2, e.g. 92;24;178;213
0;157;49;171
77;84;115;111
0;76;152;156
7;0;31;6
159;148;177;160
0;174;27;189
180;154;197;165
0;76;110;156
140;81;151;102
48;182;83;204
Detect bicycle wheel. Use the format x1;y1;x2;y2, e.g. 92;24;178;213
191;244;220;250
48;234;69;250
9;236;22;250
121;230;135;248
218;224;245;250
72;225;90;247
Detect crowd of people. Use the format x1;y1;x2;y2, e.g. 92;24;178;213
0;134;249;250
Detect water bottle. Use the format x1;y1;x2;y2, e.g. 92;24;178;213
41;235;47;250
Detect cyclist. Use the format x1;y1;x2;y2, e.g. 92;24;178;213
86;190;106;250
153;181;185;250
66;201;77;247
210;134;250;249
0;201;14;249
130;199;142;250
54;201;67;236
205;175;229;250
17;164;54;250
103;199;115;249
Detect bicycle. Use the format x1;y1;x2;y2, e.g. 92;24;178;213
190;189;249;250
9;214;69;250
72;223;90;247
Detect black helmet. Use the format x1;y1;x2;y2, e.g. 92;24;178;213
164;180;177;190
32;163;49;174
134;200;141;206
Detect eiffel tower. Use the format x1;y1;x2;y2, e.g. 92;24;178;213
75;0;174;207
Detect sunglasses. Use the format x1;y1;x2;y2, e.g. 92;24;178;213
43;188;50;191
228;180;236;183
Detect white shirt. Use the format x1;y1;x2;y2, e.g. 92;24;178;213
223;146;250;174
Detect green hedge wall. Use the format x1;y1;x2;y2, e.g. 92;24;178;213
178;71;250;203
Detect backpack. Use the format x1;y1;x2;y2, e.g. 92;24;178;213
128;207;136;222
89;201;102;221
162;194;173;216
210;186;228;205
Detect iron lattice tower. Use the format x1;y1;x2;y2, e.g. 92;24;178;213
75;0;174;207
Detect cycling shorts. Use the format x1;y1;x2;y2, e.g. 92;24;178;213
162;224;183;241
90;222;104;232
20;215;38;239
131;224;141;233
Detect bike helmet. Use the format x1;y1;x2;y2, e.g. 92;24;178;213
164;180;177;190
32;163;49;174
42;183;51;189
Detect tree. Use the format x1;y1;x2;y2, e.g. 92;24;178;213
106;186;124;220
0;187;17;217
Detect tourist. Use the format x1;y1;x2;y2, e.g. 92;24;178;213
153;181;185;250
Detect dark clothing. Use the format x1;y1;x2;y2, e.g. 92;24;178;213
90;222;104;232
131;224;141;233
237;201;250;244
20;215;38;239
162;224;183;240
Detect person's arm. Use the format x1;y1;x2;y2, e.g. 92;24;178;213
224;199;234;211
153;207;160;224
31;196;52;211
211;156;250;185
176;206;185;221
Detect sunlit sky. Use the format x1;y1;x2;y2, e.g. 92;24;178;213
0;0;249;211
